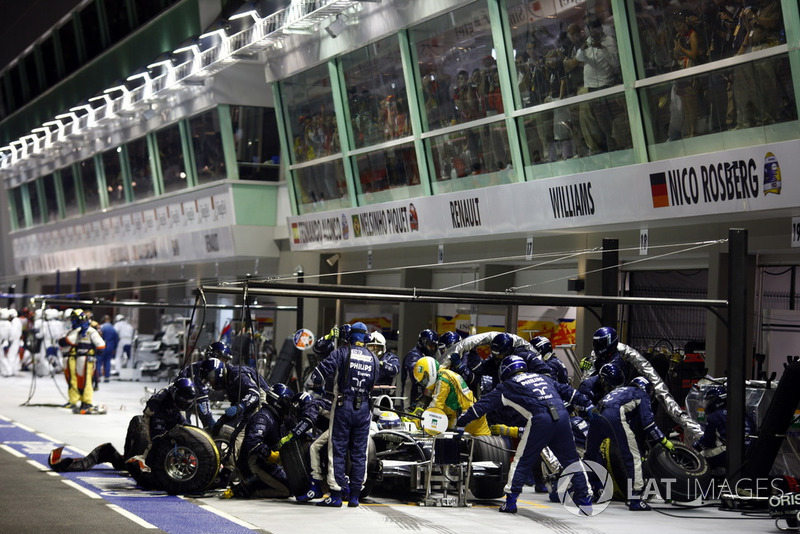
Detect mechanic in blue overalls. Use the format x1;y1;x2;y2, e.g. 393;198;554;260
457;355;595;514
451;332;552;399
694;385;756;476
401;329;439;409
231;384;320;498
583;372;674;511
308;321;378;508
531;335;570;385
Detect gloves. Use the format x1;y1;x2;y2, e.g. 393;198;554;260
275;433;294;450
126;455;151;473
490;424;521;438
449;352;462;368
454;426;466;437
409;406;425;417
584;405;599;421
660;437;675;451
579;357;593;371
324;326;339;340
225;403;244;418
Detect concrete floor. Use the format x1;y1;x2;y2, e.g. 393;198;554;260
0;371;785;534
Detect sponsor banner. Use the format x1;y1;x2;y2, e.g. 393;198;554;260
289;140;799;251
13;226;235;274
12;187;235;274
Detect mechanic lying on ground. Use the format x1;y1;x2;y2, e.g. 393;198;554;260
48;377;202;476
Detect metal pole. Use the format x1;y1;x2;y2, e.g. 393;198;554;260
601;237;619;330
218;281;727;309
294;265;304;385
726;228;747;483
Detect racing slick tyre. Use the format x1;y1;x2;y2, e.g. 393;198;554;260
281;437;313;497
469;435;511;500
149;425;221;494
123;415;148;459
644;442;711;502
599;437;629;501
361;437;378;498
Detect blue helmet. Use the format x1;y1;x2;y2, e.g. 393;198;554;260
499;355;527;382
532;336;553;360
631;376;653;397
269;383;294;409
593;327;619;359
490;333;515;360
704;385;727;413
417;329;440;356
199;357;226;389
438;331;460;353
598;362;625;390
337;324;352;342
171;377;198;410
205;341;231;361
349;322;369;344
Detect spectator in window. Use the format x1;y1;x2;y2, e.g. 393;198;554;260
733;0;784;129
575;15;620;154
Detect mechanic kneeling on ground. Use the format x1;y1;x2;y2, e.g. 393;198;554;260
229;384;320;499
457;355;596;514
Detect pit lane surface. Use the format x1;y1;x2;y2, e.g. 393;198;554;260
0;373;777;534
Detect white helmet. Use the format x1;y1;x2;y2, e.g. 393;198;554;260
115;314;125;322
0;308;9;320
34;309;43;320
63;308;73;321
367;331;386;356
44;308;59;320
8;308;18;319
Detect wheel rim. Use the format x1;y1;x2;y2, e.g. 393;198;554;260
668;448;701;471
164;445;199;481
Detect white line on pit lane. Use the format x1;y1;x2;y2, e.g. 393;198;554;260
106;503;158;529
184;498;260;530
27;458;50;471
0;443;26;458
62;478;103;499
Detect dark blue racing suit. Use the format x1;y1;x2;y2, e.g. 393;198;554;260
456;349;554;426
457;347;552;395
584;385;665;493
543;355;570;385
377;350;400;387
143;386;190;438
578;375;606;405
237;403;291;498
697;407;756;471
176;362;216;429
458;372;593;498
310;343;378;499
401;345;428;407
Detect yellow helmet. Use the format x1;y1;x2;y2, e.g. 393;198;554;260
413;356;440;389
